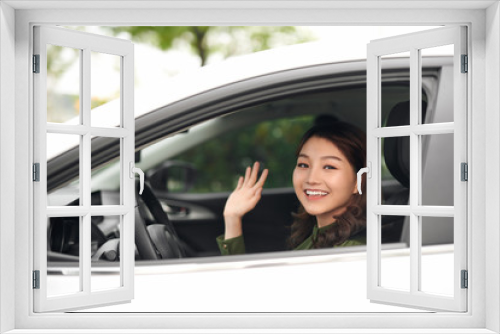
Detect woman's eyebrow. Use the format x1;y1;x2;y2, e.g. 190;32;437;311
298;153;342;162
322;155;343;162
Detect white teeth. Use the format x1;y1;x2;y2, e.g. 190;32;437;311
306;190;328;196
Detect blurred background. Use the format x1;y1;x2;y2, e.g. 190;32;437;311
48;26;435;122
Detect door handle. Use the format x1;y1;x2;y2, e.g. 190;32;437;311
130;162;144;195
357;162;371;195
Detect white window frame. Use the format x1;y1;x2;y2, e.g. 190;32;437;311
1;2;498;333
366;26;468;312
32;25;136;312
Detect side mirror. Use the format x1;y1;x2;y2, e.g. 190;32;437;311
147;161;197;193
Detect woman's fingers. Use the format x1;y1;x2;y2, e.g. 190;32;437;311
225;162;268;219
249;161;260;185
243;162;258;187
242;166;251;186
238;162;268;195
253;168;268;190
241;162;261;187
235;176;244;190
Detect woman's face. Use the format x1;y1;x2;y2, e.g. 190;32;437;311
292;136;358;227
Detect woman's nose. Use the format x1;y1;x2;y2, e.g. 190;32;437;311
305;167;321;184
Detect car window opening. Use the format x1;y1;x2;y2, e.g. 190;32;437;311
41;26;459;312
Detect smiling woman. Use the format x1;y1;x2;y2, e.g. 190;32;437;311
291;123;367;248
217;122;367;255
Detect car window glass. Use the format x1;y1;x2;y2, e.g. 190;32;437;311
158;84;427;194
168;115;315;193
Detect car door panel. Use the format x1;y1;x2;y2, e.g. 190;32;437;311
154;188;298;255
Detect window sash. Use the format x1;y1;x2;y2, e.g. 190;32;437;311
33;25;135;312
366;25;468;312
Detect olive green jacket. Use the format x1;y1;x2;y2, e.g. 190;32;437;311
216;223;366;255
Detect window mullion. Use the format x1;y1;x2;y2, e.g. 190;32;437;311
45;124;128;138
81;48;92;294
409;214;420;294
409;47;420;295
122;50;135;292
82;48;91;208
366;46;380;298
82;214;91;294
413;123;454;135
373;205;455;217
45;205;128;216
373;123;455;138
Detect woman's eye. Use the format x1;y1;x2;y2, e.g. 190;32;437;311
297;163;308;168
324;165;337;170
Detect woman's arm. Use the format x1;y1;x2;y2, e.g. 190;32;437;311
223;161;268;240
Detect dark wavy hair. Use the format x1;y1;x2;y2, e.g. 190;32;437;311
288;122;367;249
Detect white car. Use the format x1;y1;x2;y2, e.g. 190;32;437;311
46;42;455;312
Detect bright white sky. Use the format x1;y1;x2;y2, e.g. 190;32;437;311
56;26;440;98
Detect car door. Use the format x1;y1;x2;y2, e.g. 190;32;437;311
146;110;316;255
142;77;425;257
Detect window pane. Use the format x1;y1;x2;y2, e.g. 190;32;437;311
421;133;454;206
421;45;454;124
381;52;410;127
91;52;121;128
46;44;81;124
381;136;410;205
47;216;81;297
167;115;315;193
380;215;410;291
91;137;121;205
47;133;81;206
91;215;122;291
420;216;454;296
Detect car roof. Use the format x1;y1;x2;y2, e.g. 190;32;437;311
134;38;454;119
133;41;368;117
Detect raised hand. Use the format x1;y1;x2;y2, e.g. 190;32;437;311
223;162;268;239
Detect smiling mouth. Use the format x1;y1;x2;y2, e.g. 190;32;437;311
305;190;328;197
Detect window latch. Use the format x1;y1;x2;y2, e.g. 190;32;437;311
129;162;144;195
356;162;371;195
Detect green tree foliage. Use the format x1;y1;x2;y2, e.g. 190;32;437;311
172;115;315;193
107;26;316;65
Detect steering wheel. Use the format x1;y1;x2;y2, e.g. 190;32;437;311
136;180;179;236
134;180;191;259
